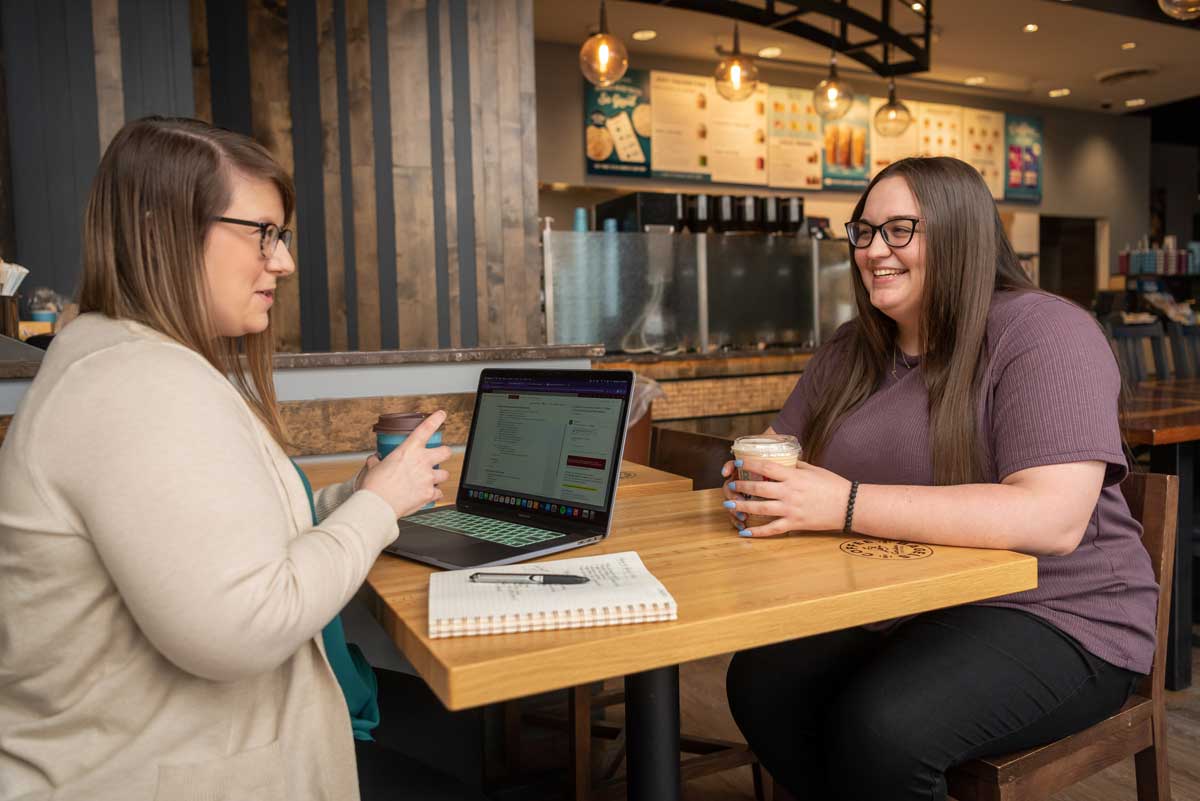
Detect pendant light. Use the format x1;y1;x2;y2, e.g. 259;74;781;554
813;18;854;121
873;48;912;137
713;23;759;101
1158;0;1200;20
579;0;628;88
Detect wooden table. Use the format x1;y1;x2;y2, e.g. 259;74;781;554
1123;377;1200;690
299;453;694;499
363;488;1037;801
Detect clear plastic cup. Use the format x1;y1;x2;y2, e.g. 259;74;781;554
731;434;802;529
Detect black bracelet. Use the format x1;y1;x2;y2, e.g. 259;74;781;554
843;481;860;535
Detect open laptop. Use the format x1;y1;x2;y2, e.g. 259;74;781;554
384;368;635;570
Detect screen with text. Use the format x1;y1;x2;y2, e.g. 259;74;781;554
463;376;627;510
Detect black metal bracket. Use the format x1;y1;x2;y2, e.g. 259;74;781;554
624;0;933;77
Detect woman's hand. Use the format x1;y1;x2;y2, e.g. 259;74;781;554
359;410;453;518
720;457;853;537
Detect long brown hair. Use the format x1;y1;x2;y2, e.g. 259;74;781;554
80;116;294;444
803;157;1034;485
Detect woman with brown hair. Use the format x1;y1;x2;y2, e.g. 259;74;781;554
721;157;1156;800
0;117;468;800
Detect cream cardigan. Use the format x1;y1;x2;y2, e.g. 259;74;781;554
0;314;398;801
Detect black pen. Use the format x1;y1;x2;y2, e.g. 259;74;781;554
468;572;590;585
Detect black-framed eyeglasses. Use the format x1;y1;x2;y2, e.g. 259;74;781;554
845;217;922;249
214;216;294;258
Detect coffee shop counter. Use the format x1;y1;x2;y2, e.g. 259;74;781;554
593;347;813;440
0;344;602;455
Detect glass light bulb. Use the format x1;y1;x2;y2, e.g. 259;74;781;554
874;98;913;137
814;75;854;120
579;33;628;87
1158;0;1200;20
714;55;758;101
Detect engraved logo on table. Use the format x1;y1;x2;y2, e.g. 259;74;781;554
620;471;635;480
840;540;933;560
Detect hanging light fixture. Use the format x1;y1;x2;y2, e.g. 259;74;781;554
1158;0;1200;20
713;23;759;101
874;78;912;136
579;0;628;88
814;17;854;120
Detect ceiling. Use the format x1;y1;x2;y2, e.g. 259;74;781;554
533;0;1200;115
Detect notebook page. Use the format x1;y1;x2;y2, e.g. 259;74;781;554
428;551;676;637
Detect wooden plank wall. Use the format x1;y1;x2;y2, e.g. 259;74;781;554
34;0;543;352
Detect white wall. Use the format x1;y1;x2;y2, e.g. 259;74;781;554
536;42;1152;274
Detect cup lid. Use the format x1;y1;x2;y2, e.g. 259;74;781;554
373;412;429;434
732;434;801;457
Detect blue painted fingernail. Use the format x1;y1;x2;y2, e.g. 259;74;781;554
736;512;746;520
727;481;737;491
734;459;743;468
740;530;753;538
723;500;736;509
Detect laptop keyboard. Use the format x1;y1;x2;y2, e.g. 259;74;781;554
410;509;566;549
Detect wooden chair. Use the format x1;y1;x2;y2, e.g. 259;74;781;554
1106;320;1170;385
1166;321;1200;380
946;471;1177;801
648;426;737;491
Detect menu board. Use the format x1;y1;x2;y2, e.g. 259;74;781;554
649;70;711;181
766;86;823;189
913;102;963;159
1005;115;1043;203
584;69;651;178
708;80;769;186
821;95;872;190
867;96;919;177
962;108;1006;200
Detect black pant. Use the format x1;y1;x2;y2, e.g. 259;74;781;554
356;670;489;801
726;605;1139;801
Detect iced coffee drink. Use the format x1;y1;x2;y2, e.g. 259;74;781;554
731;435;802;529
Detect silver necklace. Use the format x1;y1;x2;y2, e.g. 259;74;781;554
891;347;913;379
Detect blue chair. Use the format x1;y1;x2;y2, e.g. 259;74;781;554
1106;320;1169;385
1166;321;1200;379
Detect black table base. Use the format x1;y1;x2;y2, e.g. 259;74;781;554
625;665;682;801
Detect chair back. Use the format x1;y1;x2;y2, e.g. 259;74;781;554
649;427;734;491
1119;472;1177;700
1107;321;1169;384
1166;321;1200;379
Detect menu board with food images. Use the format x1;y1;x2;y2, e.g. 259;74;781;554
585;69;652;178
821;95;872;190
914;102;963;159
1004;115;1043;203
962;108;1006;200
766;86;823;189
867;96;920;177
708;80;769;186
648;70;711;181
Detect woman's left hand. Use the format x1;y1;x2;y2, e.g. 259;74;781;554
725;458;854;537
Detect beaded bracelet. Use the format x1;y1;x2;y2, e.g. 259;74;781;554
843;480;860;535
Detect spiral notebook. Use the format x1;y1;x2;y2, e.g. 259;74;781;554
427;551;677;638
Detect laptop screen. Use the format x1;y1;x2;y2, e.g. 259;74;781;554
457;369;633;530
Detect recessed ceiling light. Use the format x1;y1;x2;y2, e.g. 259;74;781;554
1048;88;1071;98
1121;41;1137;50
911;2;925;11
1024;23;1039;32
1125;97;1147;108
964;76;987;86
757;46;783;58
631;29;657;41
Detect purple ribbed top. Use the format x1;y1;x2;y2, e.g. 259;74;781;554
774;290;1157;674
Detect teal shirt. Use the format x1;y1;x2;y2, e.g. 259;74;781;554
292;462;380;742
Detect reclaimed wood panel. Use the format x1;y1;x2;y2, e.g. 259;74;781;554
92;0;125;153
494;0;527;347
279;391;475;456
437;0;461;348
515;0;542;345
247;0;303;352
595;352;814;381
652;373;801;421
189;0;212;123
386;0;438;350
466;0;502;346
345;0;381;351
0;15;15;263
317;0;348;351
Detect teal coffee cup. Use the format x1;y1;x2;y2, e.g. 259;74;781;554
373;413;442;508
